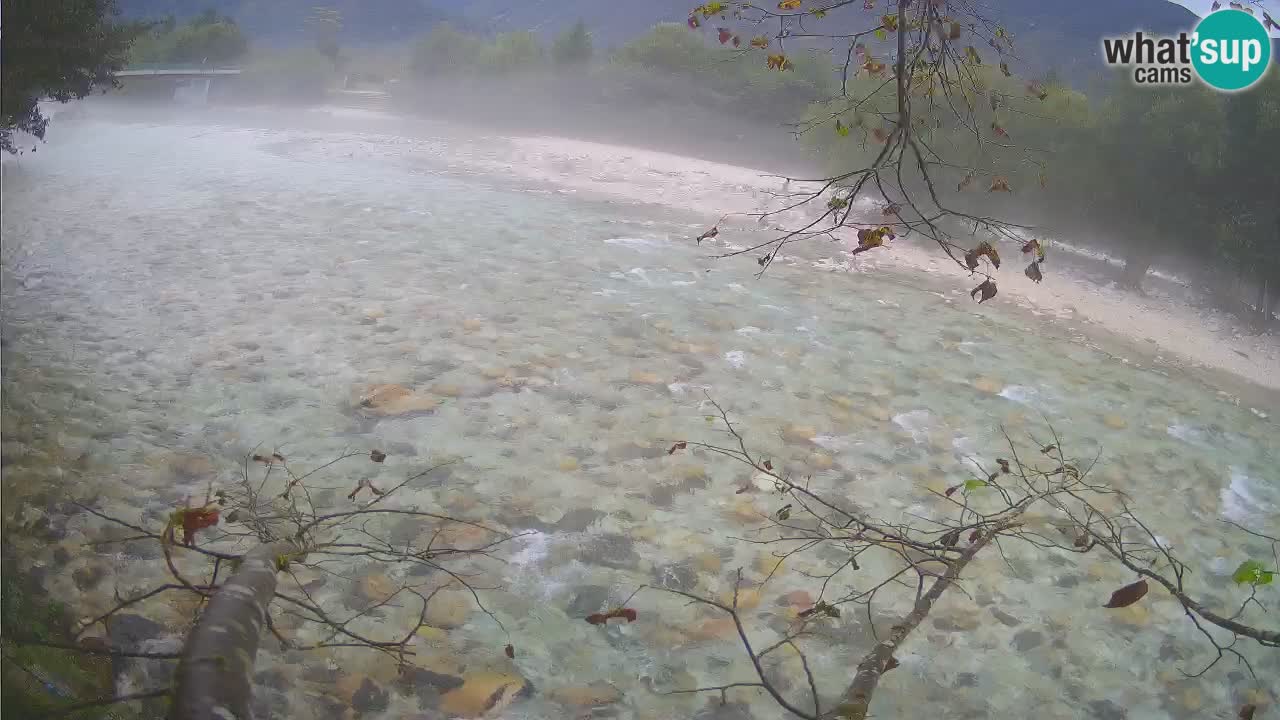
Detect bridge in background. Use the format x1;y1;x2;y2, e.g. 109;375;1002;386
117;67;242;104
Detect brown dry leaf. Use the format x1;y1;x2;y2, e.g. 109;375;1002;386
1240;704;1257;720
989;176;1012;192
1103;579;1149;608
370;449;387;463
970;279;997;304
668;441;688;455
1025;261;1043;283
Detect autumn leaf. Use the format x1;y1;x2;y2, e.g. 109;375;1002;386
852;226;893;255
989;176;1011;192
696;1;728;15
991;122;1008;138
171;505;220;547
766;53;794;71
688;14;700;29
944;484;960;497
1025;261;1043;283
370;449;386;463
835;118;850;137
970;279;997;303
732;34;741;47
696;226;718;243
949;21;962;39
882;14;898;31
504;644;515;658
965;241;1000;270
718;27;732;44
763;459;774;470
941;528;961;547
1103;579;1149;608
778;0;802;9
668;441;688;455
585;607;638;625
750;35;770;49
996;458;1011;474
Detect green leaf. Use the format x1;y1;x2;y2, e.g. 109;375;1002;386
874;28;887;41
835;118;850;137
963;479;988;491
1232;560;1275;586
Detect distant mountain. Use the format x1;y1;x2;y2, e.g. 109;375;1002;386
117;0;1218;86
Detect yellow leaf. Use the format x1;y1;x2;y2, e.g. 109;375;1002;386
750;35;770;49
778;0;802;9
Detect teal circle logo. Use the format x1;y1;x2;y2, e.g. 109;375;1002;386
1192;9;1272;91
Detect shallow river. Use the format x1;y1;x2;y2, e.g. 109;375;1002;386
2;104;1276;720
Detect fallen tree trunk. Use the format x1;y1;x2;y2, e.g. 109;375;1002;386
170;539;302;720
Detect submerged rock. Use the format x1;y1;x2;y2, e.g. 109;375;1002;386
438;672;533;718
355;384;439;416
583;533;639;569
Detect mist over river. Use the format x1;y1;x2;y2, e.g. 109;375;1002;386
2;103;1276;719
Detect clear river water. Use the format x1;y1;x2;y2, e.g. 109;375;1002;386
1;103;1276;720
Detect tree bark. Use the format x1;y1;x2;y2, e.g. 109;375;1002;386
171;540;302;720
830;522;1012;719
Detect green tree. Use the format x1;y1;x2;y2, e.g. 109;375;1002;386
410;23;483;76
0;0;135;154
305;6;344;70
552;20;594;66
129;13;248;67
478;31;545;73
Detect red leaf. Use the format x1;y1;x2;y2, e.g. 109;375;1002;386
996;458;1010;474
585;613;608;625
619;608;638;622
718;28;732;44
504;644;515;658
944;485;959;497
179;507;220;547
763;459;773;471
732;35;741;47
1103;579;1149;608
668;441;687;455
